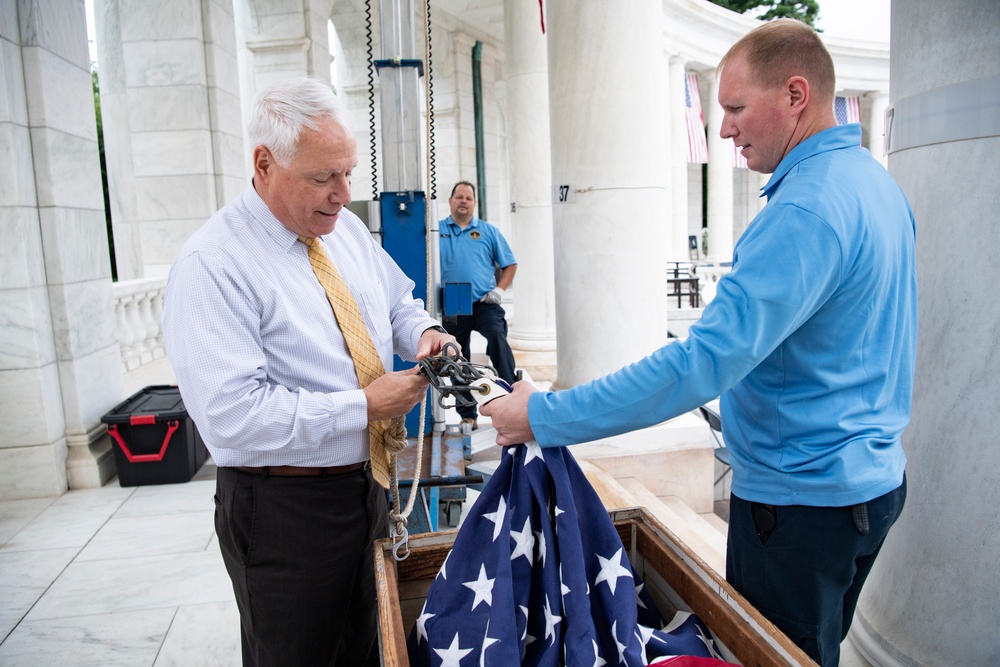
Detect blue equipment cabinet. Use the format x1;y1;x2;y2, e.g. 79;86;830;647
380;191;432;437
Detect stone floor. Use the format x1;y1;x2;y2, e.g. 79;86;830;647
0;449;873;665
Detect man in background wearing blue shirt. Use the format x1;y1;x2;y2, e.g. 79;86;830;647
483;20;914;667
439;181;518;430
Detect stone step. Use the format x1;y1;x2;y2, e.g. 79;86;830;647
699;509;730;536
617;478;727;575
577;460;726;576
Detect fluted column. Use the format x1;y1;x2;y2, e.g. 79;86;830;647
547;0;669;387
705;71;735;262
503;0;557;372
851;1;1000;664
668;55;691;262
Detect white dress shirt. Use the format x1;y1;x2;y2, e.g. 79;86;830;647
162;184;438;467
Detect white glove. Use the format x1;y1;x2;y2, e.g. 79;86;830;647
480;287;504;305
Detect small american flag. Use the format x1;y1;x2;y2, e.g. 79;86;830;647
731;140;748;169
834;95;862;126
685;73;709;164
406;444;732;666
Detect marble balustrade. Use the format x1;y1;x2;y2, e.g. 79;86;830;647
112;278;166;374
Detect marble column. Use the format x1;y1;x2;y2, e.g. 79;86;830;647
866;90;889;167
547;0;669;387
851;1;1000;665
705;71;734;262
1;0;124;498
237;0;334;104
503;0;556;373
668;55;690;262
101;0;245;277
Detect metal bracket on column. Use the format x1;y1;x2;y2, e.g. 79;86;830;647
373;58;425;76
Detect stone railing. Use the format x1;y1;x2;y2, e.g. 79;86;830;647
113;277;166;373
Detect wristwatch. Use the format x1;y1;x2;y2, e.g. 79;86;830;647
426;325;448;334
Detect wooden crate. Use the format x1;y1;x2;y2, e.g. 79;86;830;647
374;506;816;667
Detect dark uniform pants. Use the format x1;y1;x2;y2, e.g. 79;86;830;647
215;466;388;667
726;475;906;667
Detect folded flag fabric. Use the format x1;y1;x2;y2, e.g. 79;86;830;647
406;442;731;666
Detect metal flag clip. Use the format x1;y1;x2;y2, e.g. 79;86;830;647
416;342;499;409
391;524;410;561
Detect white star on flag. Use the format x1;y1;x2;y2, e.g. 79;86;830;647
595;547;633;595
437;550;451;580
612;620;628;663
542;595;562;646
509;517;535;562
462;564;495;611
522;441;545;466
482;496;507;542
591;638;608;667
535;528;547;566
480;621;500;667
432;633;473;667
415;609;435;645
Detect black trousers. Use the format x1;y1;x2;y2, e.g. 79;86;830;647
214;466;388;667
445;301;517;419
726;475;906;667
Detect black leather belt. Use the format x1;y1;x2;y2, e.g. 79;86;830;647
233;461;370;477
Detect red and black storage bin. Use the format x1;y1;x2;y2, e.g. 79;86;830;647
101;385;208;486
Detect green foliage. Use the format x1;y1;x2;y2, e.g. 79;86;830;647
707;0;821;28
92;68;118;281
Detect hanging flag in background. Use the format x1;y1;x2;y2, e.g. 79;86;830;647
407;443;732;666
685;73;709;164
731;139;748;169
834;95;862;125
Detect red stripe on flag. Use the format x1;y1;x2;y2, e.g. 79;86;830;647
685;73;709;164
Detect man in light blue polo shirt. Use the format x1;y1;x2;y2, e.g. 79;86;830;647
482;21;914;667
439;181;518;430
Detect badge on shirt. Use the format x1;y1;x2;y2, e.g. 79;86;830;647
469;230;481;240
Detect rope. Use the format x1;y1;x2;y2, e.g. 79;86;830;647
387;410;425;554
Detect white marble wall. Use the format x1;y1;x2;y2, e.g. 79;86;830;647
99;0;246;278
1;0;124;499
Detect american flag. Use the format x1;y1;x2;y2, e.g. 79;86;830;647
834;95;862;125
685;73;709;164
407;443;733;666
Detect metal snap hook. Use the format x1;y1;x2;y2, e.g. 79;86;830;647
391;525;410;561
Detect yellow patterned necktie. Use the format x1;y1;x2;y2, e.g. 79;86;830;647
299;235;397;487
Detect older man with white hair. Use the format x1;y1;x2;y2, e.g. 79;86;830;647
163;77;454;666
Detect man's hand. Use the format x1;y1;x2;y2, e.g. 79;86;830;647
479;380;538;446
417;327;458;360
480;287;504;305
364;367;430;421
